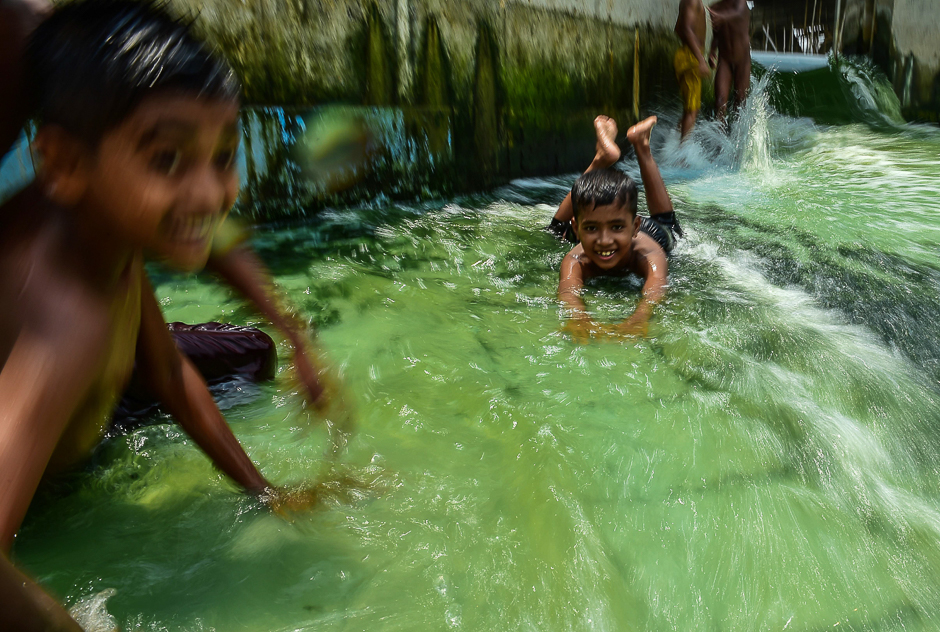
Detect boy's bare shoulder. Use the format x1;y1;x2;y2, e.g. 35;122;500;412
630;232;668;276
0;191;113;355
561;244;592;278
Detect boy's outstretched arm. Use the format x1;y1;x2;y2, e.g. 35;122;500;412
135;274;270;496
558;249;591;320
614;238;669;337
558;248;603;342
206;243;326;408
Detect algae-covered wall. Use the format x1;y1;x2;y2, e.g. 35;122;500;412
157;0;682;214
891;0;940;121
842;0;940;123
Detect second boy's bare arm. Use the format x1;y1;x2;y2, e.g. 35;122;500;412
558;236;668;340
206;245;326;407
614;233;669;337
558;247;592;321
134;274;270;496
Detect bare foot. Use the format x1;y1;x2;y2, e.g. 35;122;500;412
593;115;621;167
627;115;658;152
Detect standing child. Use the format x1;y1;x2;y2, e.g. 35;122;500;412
674;0;710;140
0;2;310;628
555;116;682;340
709;0;751;124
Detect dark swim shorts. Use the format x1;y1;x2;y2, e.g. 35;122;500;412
546;211;684;253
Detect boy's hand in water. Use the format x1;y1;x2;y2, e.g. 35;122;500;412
613;318;649;338
287;331;327;409
563;318;602;344
261;471;376;518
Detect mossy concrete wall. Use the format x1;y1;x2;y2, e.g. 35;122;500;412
842;0;940;123
161;0;683;214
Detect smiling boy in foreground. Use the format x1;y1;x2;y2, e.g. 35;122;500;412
0;2;292;628
557;116;682;340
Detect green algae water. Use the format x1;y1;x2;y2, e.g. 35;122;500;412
11;59;940;631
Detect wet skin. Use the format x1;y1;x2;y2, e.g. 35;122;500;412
709;0;751;121
674;0;710;138
0;95;269;631
558;202;668;340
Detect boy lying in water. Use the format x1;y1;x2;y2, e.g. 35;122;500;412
0;1;318;628
550;115;683;340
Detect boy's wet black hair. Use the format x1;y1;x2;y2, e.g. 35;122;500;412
571;167;638;219
26;0;239;145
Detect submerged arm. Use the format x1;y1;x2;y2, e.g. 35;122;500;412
558;248;605;342
558;250;591;319
135;274;270;495
614;240;668;337
0;554;82;632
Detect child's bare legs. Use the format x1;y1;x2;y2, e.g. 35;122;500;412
552;115;621;223
680;108;698;140
626;116;673;217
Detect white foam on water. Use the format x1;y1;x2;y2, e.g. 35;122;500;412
685;238;940;533
68;588;118;632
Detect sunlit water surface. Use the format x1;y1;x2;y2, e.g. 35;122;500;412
12;66;940;632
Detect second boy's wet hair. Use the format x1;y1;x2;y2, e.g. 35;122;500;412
26;0;239;145
571;168;639;219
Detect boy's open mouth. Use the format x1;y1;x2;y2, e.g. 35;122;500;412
166;215;216;244
595;249;617;260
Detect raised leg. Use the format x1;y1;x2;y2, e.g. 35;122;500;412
552;115;621;223
626;116;673;216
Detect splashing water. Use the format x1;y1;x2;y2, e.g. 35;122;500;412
10;56;940;631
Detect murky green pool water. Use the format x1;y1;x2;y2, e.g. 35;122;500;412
12;66;940;631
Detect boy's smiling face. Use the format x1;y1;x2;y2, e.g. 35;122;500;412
78;92;241;271
573;201;640;271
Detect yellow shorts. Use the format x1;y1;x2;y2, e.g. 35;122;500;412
674;46;702;112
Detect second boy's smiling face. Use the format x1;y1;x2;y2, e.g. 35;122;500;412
78;92;241;271
573;201;641;271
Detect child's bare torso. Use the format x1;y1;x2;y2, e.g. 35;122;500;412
676;0;707;48
710;0;750;64
0;187;143;473
573;231;662;283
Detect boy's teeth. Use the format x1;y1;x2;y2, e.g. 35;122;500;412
175;217;213;241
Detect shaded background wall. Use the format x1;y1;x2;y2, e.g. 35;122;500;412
746;0;940;123
156;0;680;215
145;0;937;215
